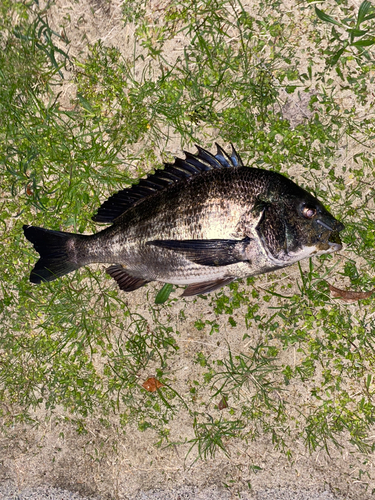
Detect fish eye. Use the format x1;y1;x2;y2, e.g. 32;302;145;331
302;205;316;219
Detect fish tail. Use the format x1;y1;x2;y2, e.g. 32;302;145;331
23;225;86;283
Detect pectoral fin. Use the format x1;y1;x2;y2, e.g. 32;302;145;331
182;277;235;296
147;238;251;267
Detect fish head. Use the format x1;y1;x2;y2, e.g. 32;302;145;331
255;183;344;266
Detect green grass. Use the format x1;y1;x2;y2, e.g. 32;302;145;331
2;0;375;488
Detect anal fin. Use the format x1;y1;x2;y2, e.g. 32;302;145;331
182;277;235;297
106;264;150;292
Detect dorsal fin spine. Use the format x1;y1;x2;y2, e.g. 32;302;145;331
230;143;243;167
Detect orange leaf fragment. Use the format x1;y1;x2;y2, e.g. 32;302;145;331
142;377;163;392
328;283;375;303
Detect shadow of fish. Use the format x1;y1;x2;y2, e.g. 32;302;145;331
23;144;344;297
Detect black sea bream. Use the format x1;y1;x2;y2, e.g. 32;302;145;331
24;145;344;296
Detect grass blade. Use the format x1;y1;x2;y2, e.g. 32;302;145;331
315;7;343;27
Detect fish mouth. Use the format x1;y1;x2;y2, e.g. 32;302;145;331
316;218;345;253
327;230;342;252
316;218;344;252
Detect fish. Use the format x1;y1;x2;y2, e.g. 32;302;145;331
23;144;344;297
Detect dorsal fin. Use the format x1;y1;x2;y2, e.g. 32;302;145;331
92;143;243;223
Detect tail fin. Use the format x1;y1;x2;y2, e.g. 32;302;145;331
23;225;85;283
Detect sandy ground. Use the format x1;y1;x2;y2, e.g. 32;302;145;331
1;0;375;499
0;482;342;500
0;416;356;498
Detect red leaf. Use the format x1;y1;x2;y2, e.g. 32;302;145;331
142;377;163;392
328;283;375;303
218;396;228;410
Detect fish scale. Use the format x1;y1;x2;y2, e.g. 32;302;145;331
23;144;344;297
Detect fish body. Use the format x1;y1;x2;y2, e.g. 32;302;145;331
23;145;344;296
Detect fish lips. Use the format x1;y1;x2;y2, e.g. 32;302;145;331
316;218;345;252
